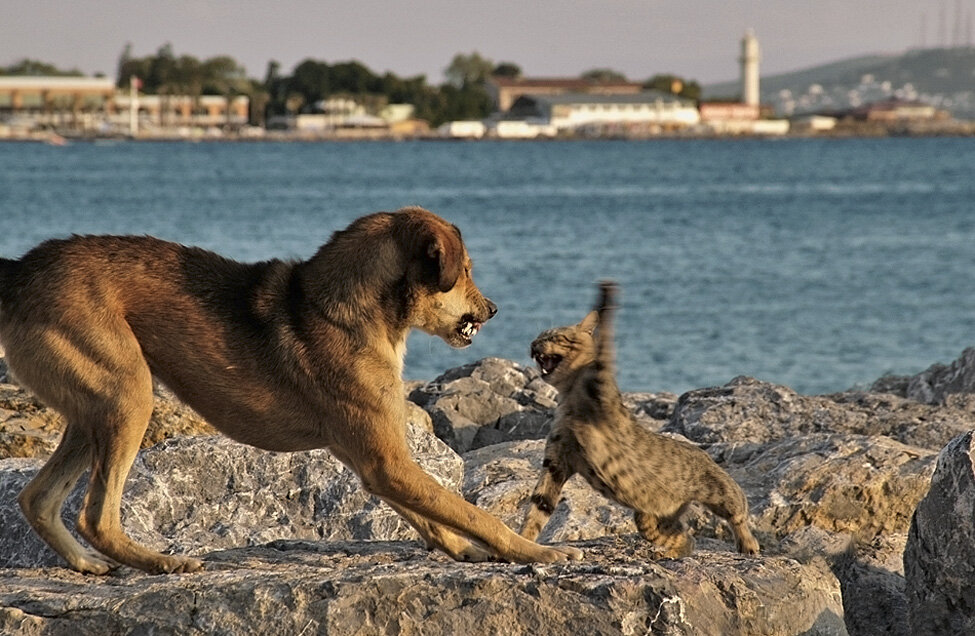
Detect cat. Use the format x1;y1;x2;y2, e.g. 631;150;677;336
520;281;759;558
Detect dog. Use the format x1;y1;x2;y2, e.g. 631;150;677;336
0;206;582;574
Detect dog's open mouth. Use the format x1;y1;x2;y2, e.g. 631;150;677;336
457;317;482;343
533;353;563;377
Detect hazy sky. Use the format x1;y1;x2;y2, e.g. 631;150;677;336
2;1;969;85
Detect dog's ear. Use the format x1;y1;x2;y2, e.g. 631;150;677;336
424;227;464;292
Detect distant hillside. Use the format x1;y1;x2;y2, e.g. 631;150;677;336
703;47;975;119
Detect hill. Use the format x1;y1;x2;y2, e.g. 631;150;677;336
703;47;975;119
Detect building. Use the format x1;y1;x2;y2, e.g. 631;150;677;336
508;91;700;132
699;102;761;122
109;94;250;130
849;99;942;122
0;75;250;135
487;77;644;113
0;76;115;131
740;30;761;106
437;120;486;139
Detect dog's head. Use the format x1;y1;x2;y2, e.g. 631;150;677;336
397;207;497;348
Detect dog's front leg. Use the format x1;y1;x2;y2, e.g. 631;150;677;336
384;501;493;562
355;450;583;564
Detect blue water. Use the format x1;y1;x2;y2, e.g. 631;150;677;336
1;138;974;395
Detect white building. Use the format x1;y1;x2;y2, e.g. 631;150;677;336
508;91;700;131
740;30;761;106
437;120;486;139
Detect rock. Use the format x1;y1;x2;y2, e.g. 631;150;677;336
904;430;975;634
412;358;677;454
837;533;911;636
623;391;679;427
0;383;62;459
873;346;975;405
8;353;975;636
711;434;935;542
410;358;557;453
0;381;216;460
0;535;847;636
669;376;971;451
0;422;462;569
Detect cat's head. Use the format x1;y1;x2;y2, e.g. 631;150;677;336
530;310;598;392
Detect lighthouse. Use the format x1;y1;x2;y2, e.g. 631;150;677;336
740;29;760;107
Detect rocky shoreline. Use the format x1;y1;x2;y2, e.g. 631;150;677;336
2;349;975;635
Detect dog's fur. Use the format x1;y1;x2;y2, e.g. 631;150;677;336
0;206;581;574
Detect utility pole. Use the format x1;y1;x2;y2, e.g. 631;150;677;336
129;76;140;137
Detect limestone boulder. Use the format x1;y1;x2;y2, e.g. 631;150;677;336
0;422;461;569
411;357;675;453
668;376;971;451
711;434;935;542
904;430;975;634
873;346;975;405
0;535;847;636
0;381;216;460
409;358;558;453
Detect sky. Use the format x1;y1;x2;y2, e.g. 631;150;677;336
2;1;971;86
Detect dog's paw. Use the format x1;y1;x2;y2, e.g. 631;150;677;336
70;550;118;575
150;555;205;574
537;544;584;563
454;543;494;563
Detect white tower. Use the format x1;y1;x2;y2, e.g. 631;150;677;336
740;29;760;106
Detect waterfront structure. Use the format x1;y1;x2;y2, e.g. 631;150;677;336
109;94;249;130
0;76;115;131
0;75;250;136
507;91;700;131
487;77;643;113
487;120;558;139
849;98;942;121
437;120;486;139
740;30;761;106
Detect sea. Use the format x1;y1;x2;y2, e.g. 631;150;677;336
1;137;974;396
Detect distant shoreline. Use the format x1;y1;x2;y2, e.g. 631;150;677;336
3;124;975;145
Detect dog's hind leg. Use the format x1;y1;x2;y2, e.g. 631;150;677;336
73;359;204;575
18;422;116;574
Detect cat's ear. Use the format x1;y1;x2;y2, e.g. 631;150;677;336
579;311;598;334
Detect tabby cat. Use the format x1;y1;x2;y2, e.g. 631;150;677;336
520;281;759;558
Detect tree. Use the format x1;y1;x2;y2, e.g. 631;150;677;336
492;62;522;79
644;74;701;101
1;59;82;76
580;68;628;83
444;52;494;88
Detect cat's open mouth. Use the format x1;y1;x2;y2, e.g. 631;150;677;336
533;353;563;377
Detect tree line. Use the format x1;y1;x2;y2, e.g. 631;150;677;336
2;46;702;127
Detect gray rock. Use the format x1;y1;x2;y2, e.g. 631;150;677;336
413;358;677;454
410;358;557;453
712;433;935;542
669;376;972;451
873;346;975;406
0;535;847;636
0;422;462;569
905;430;975;634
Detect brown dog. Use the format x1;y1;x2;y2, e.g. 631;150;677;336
0;206;582;574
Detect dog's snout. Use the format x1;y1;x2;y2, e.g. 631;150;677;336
485;299;498;320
